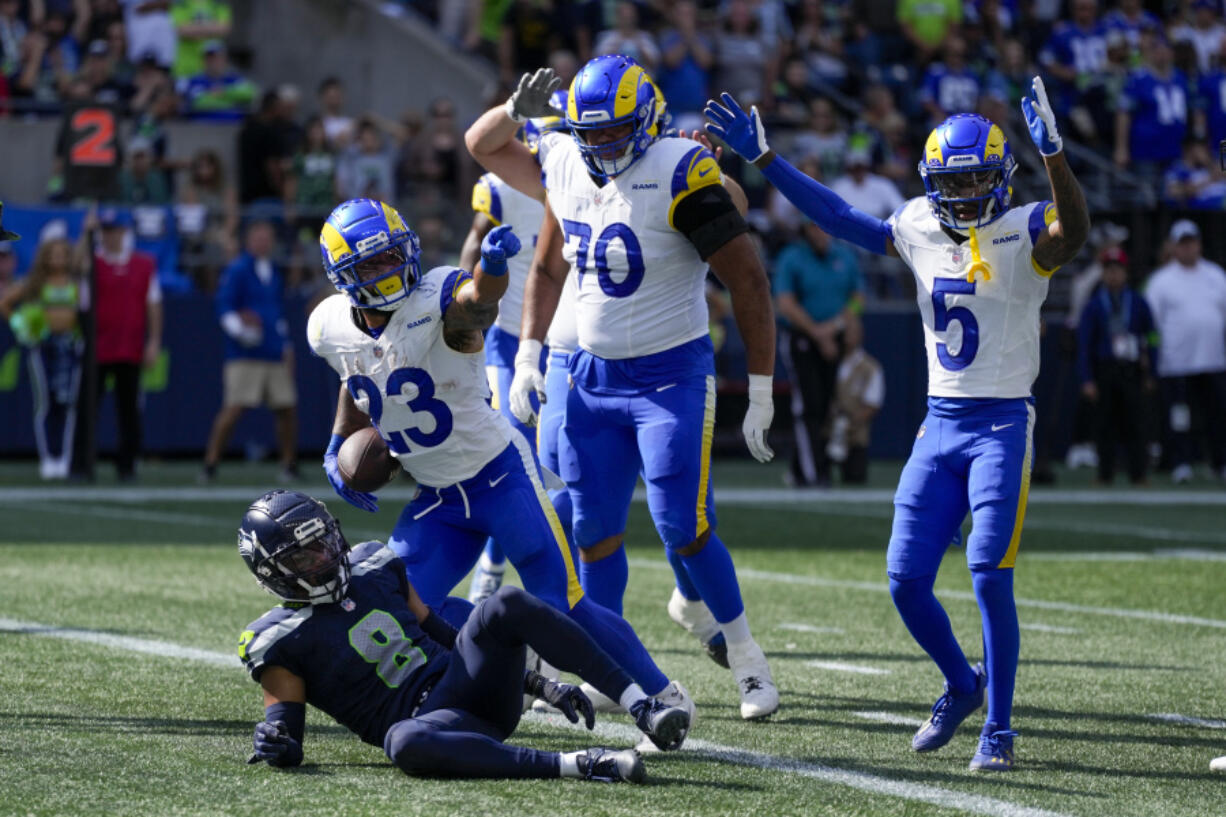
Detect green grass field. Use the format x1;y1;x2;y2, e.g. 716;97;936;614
1;460;1223;817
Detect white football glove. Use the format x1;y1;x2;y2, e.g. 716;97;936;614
742;374;775;463
505;68;563;123
510;339;547;426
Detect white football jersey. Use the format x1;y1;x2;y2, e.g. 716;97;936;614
887;197;1058;399
538;133;723;359
473;173;543;338
307;267;512;487
545;266;579;354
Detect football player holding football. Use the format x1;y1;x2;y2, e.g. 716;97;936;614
706;78;1089;768
466;57;779;720
238;490;689;781
308;198;693;732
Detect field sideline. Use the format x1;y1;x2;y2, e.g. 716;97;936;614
1;460;1223;817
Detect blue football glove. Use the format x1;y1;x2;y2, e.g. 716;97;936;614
323;433;379;513
1020;76;1062;157
249;720;304;768
479;224;521;277
704;92;771;163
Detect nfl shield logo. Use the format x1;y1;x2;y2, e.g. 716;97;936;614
341;599;356;611
951;250;964;265
374;347;383;358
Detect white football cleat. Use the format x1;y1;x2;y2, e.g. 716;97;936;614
467;552;506;604
727;640;779;720
579;681;625;713
635;680;695;754
1211;756;1226;772
667;588;730;668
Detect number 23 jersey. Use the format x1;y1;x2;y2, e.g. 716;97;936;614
307;266;512;487
887;197;1059;399
538;133;722;360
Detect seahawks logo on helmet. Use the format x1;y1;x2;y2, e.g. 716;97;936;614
918;114;1017;231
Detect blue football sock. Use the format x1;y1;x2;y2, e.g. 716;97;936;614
666;547;702;601
481;538;506;567
972;567;1018;732
578;544;628;616
679;533;745;624
889;573;977;693
567;595;669;695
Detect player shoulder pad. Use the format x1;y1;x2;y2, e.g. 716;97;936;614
418;265;473;315
238;605;314;680
349;540;401;578
307;293;361;360
472;173;503;224
664;141;722;226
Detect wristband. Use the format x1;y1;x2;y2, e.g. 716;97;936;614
480;256;509;277
514;338;544;370
748;374;772;402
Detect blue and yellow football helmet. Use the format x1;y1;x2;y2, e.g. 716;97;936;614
566;55;664;179
319;198;422;311
522;89;569;153
918;114;1017;230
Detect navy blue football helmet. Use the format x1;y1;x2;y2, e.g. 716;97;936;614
918;114;1017;230
238;490;351;605
320;198;422;311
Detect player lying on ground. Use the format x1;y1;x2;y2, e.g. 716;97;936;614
238;490;690;782
706;77;1088;770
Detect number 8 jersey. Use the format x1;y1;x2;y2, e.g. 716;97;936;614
307;266;512;487
887;197;1059;399
538;132;723;360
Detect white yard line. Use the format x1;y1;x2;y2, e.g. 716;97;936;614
1146;713;1226;729
851;711;926;728
1018;623;1080;635
778;622;845;635
3;613;1076;817
805;660;891;676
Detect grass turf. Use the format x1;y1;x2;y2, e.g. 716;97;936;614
0;460;1223;817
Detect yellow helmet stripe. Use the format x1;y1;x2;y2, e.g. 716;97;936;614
380;202;407;233
925;130;943;164
567;76;580;121
320;221;352;264
613;64;645;119
984;124;1006;162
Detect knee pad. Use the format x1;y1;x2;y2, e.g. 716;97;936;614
888;573;937;605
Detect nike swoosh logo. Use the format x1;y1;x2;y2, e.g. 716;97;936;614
656;383;677;392
489;473;508;488
697;167;714;177
991;423;1014;432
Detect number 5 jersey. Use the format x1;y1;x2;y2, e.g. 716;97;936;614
887;198;1059;399
307;266;512;487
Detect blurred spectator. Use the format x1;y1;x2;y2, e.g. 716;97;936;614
1038;0;1107;116
416;96;473;205
773;222;864;487
201;219;297;483
1163;140;1226;209
548;47;578;86
12;15;80;109
825;316;883;485
829;147;904;220
0;233;83;480
855;84;910;185
1170;0;1225;74
896;0;961;64
118;135;170;204
1197;38;1226;152
1077;247;1157;485
171;0;230;79
86;0;125;44
0;0;28;78
275;83;304;155
791;97;846;180
337;117;395;202
791;0;848;96
573;0;650;63
285;115;337;225
317;75;354;151
1102;0;1161;52
771;57;817;128
132;82;180;183
1144;220;1226;483
714;0;771;106
51;77;121;201
1114;35;1188;182
593;0;658;71
499;0;572;86
654;0;711;127
238;89;288;206
123;0;176;70
128;49;171;113
919;34;981;124
83;206;162;482
0;239;17;298
79;36;130;104
179;39;254;120
179;147;238;287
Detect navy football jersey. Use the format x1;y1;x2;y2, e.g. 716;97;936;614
238;541;449;747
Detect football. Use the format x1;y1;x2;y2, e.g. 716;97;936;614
337;427;401;492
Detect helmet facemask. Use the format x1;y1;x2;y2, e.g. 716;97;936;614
242;513;351;605
920;159;1016;231
333;238;421;312
572;119;642;179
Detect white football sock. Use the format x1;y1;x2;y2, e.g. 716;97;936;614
720;612;752;647
618;683;648;712
558;751;581;778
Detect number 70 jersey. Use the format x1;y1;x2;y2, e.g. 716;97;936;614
307;266;512;487
887;197;1058;399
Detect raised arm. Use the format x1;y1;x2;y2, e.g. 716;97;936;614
464;68;560;199
1020;77;1090;273
442;225;521;351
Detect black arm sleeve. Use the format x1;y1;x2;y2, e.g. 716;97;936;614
420;608;459;650
671;183;750;261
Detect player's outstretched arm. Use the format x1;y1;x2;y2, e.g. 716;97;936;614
1021;77;1090;271
709;234;777;463
465;68;560;200
443;225;522;350
249;666;307;768
509;205;567;426
704;92;898;257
